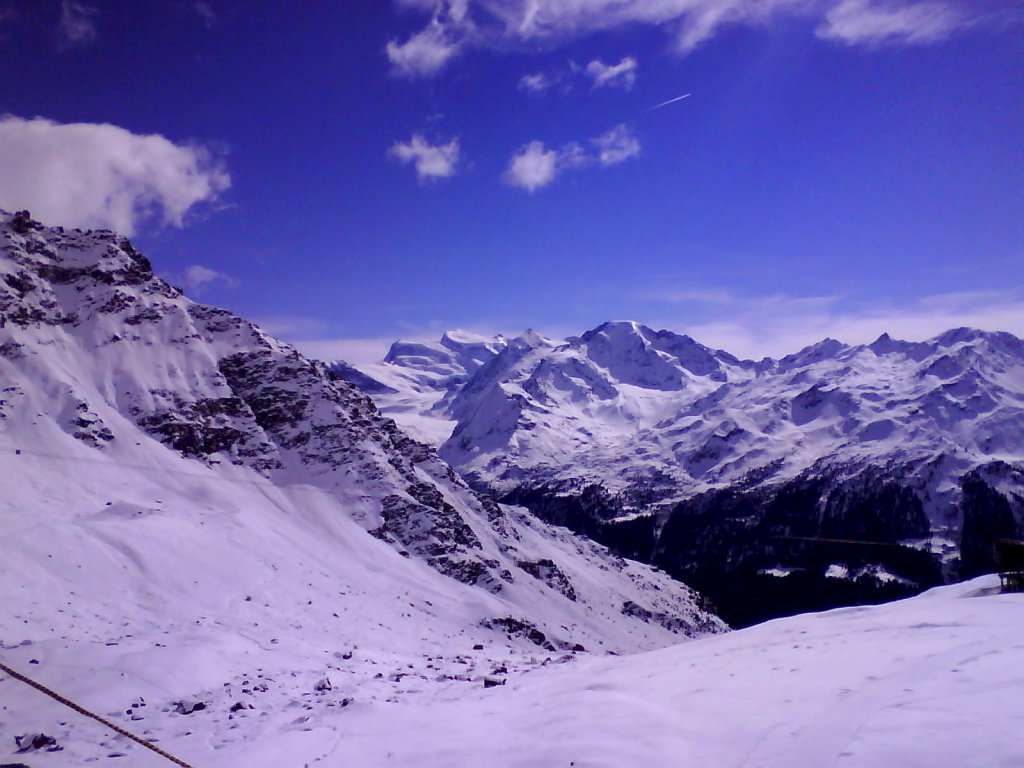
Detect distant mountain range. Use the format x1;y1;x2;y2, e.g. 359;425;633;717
339;320;1024;625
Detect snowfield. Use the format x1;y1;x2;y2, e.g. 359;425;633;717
322;577;1024;768
3;576;1020;766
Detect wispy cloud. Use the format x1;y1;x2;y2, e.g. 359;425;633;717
518;71;554;93
389;134;461;181
390;0;999;77
593;124;641;165
182;264;238;294
57;0;97;48
504;124;640;191
643;285;1024;358
0;115;230;236
518;56;638;96
386;4;466;77
585;56;638;89
817;0;967;45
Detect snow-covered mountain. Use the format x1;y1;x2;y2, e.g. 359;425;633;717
0;211;724;764
348;320;1024;625
332;330;507;445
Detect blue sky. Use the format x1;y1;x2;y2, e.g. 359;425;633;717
0;0;1022;361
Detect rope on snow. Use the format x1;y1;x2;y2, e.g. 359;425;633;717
0;660;195;768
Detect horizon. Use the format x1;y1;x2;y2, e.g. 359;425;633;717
297;318;1024;366
0;1;1021;363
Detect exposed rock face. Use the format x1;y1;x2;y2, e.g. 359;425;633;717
0;210;724;646
516;558;577;601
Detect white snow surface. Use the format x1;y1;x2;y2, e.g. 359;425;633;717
4;565;1020;766
0;211;726;764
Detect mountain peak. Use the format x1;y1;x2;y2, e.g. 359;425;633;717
777;337;847;369
867;331;913;355
509;328;550;350
581;320;658;344
440;328;505;348
932;327;989;347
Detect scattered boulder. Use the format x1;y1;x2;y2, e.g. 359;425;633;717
314;676;332;692
174;699;206;715
10;211;40;235
15;732;61;753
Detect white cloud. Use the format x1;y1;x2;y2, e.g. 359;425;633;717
503;140;560;191
585;56;638;89
390;0;985;76
817;0;965;45
518;57;637;96
518;72;553;92
504;125;641;191
593;124;641;165
183;264;237;294
643;286;1024;359
389;134;461;181
58;0;97;48
386;15;463;77
0;115;230;236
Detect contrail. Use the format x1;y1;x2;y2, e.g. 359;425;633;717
651;92;691;110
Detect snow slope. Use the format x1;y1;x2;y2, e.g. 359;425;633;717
312;576;1023;768
0;211;722;764
5;569;1018;766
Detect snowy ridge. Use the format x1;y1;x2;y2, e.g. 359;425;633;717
350;319;1024;623
433;321;1024;506
0;211;722;764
